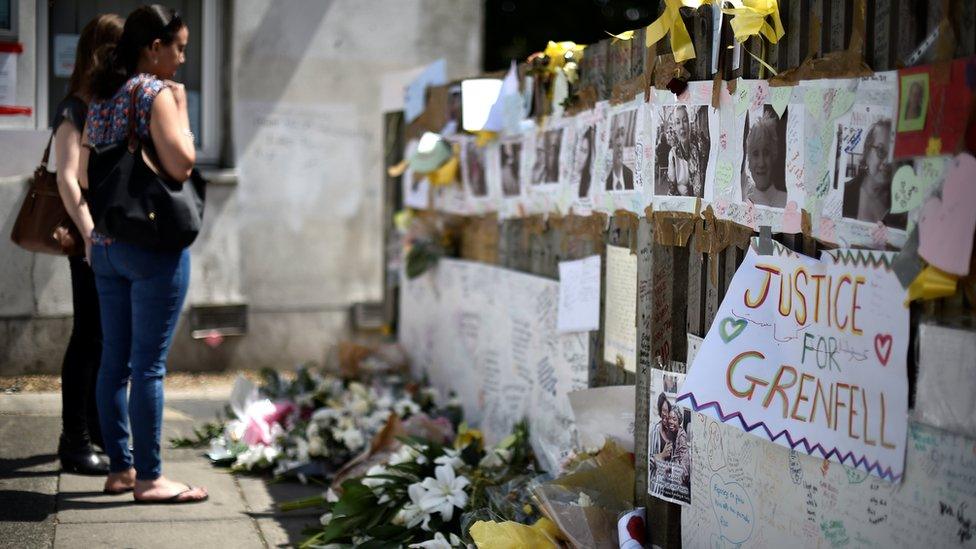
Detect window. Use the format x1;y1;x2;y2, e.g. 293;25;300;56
42;1;222;164
0;0;15;39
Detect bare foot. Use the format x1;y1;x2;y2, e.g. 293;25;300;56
134;476;208;503
104;468;136;493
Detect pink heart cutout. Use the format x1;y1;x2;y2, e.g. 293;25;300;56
874;334;893;366
918;154;976;276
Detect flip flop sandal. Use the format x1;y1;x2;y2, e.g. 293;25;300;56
102;486;134;495
134;484;208;505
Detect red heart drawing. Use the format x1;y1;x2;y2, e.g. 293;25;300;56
874;334;893;366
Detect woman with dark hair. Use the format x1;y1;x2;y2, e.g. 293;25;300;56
53;13;124;476
79;4;206;504
842;119;905;228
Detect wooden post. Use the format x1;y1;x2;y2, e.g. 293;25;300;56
382;111;405;332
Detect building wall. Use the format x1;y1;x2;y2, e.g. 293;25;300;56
0;0;483;374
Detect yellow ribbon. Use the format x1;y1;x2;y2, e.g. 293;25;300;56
475;130;497;147
906;265;958;304
643;0;784;64
427;153;459;186
543;41;585;72
721;0;785;45
606;30;636;42
645;0;699;62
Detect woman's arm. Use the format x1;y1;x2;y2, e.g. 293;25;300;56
149;85;196;181
54;120;95;255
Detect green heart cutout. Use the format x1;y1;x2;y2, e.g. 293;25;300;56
719;317;747;343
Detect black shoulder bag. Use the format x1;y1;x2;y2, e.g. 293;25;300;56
87;85;206;251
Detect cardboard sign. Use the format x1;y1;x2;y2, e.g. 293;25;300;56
678;240;910;482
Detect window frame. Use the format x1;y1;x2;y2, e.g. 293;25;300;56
35;1;223;165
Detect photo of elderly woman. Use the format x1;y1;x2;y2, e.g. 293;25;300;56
740;105;788;208
654;105;710;198
837;117;905;228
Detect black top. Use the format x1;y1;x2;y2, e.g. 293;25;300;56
52;95;88;133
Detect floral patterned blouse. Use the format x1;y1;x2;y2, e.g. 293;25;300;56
86;74;167;147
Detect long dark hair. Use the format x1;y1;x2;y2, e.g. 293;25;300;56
89;5;184;99
68;14;123;100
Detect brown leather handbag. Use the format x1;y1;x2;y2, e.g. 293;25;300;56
9;132;85;256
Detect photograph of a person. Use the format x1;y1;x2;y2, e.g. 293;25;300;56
574;124;596;198
836;117;905;228
740;105;788;208
654;105;710;198
500;140;522;197
898;72;929;133
531;128;563;185
647;370;692;506
462;140;487;197
605;108;638;191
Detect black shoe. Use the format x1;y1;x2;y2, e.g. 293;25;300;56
59;436;110;476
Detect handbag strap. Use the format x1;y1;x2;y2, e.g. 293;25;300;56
38;130;56;170
127;82;142;151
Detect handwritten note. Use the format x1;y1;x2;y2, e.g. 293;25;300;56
557;255;602;333
679;240;910;481
604;245;638;373
918;153;976;275
914;322;976;439
687;333;704;366
891;157;945;214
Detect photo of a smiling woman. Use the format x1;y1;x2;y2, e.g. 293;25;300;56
740;105;788;208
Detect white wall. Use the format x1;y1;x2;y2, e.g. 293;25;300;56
0;0;483;374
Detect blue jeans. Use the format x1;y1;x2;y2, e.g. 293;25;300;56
91;238;190;480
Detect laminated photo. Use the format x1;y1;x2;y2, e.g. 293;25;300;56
740;105;789;208
529;127;564;187
603;107;639;192
652;105;712;199
461;138;488;198
499;137;523;199
647;368;692;506
825;105;902;228
591;98;648;214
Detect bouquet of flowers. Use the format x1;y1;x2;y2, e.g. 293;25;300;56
298;420;538;548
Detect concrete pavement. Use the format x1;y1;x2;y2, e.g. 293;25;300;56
0;391;323;548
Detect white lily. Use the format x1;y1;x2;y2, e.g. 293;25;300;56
433;448;464;470
361;464;392;491
392;482;432;530
394;398;421;417
408;532;453;549
418;465;470;522
339;427;365;451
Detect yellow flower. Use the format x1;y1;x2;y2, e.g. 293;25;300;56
454;422;484;451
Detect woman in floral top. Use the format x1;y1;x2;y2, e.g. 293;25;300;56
79;4;205;504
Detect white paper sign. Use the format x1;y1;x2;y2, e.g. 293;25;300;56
604;245;638;372
54;34;79;78
0;52;16;106
678;239;910;481
557;255;601;333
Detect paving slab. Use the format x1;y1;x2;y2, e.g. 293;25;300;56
237;475;324;518
53;518;265;549
57;460;246;524
257;516;321;549
0;415;61;548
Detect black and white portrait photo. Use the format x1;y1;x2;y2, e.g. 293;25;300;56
654;105;711;198
462;140;487;197
573;124;596;198
499;140;522;198
605;109;638;192
531;128;563;186
740;105;788;208
833;112;903;227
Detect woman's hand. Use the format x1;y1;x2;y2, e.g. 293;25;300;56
84;235;92;266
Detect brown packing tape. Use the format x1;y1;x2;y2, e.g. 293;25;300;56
566;86;598;116
650;210;698;248
610;209;641;253
712;73;723;110
460;214;499;264
695;205;753;255
651;54;690;90
611;74;647;105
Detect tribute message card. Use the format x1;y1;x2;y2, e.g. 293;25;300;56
678;239;909;481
